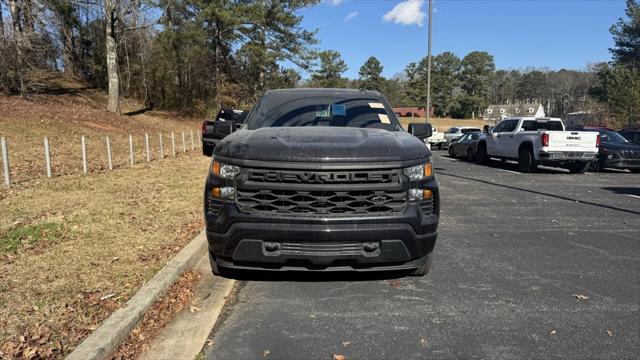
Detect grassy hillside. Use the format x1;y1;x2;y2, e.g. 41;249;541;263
0;78;209;358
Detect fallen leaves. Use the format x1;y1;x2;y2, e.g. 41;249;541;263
189;306;202;313
110;271;201;360
388;280;402;289
550;329;557;336
333;354;346;360
606;329;613;337
341;341;351;347
420;338;428;347
263;349;271;357
573;294;589;300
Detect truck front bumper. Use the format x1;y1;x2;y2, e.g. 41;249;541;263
206;202;438;272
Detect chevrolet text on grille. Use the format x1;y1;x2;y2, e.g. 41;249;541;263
247;170;396;183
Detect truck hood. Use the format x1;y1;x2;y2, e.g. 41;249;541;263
601;141;640;152
213;127;430;163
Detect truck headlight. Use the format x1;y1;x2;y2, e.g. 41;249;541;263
403;162;432;180
409;188;433;201
211;160;240;178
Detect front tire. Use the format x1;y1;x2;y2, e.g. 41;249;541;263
589;159;604;172
466;148;474;162
568;161;589;174
518;146;537;173
411;253;433;276
203;143;214;157
476;143;488;165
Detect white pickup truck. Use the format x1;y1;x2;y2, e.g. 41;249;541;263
476;117;599;173
427;127;446;149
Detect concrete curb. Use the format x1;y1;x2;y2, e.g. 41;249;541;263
67;230;208;360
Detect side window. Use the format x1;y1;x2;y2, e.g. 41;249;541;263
448;127;459;134
493;122;507;133
521;120;536;131
502;120;518;132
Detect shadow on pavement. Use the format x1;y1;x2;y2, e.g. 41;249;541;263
602;186;640;196
220;269;414;282
438;171;640;216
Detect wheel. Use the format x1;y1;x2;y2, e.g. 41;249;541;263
568;161;589;174
203;143;214;156
589;159;603;172
411;253;433;276
517;146;537;173
466;148;474;162
437;143;443;150
476;143;488;165
448;146;455;158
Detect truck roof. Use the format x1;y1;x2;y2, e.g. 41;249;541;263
263;88;382;98
501;117;562;121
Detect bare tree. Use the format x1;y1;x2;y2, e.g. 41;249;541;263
104;0;120;113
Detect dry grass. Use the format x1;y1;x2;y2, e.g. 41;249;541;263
0;79;210;358
398;117;497;132
0;92;201;184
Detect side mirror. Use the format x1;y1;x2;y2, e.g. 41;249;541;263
408;123;433;139
214;121;235;137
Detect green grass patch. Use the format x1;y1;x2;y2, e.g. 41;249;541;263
1;222;63;254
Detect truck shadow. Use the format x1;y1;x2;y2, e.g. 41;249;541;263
224;269;414;282
602;186;640;196
438;171;640;216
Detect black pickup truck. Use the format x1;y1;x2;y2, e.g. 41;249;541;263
201;109;248;156
204;88;439;276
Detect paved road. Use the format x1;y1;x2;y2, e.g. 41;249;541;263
202;151;640;360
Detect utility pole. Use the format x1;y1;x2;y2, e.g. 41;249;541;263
426;0;433;124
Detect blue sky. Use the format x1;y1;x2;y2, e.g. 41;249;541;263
297;0;626;79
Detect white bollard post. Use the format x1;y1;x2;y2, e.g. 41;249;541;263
190;130;194;151
81;136;88;174
159;133;164;159
171;132;176;157
171;131;176;157
44;137;52;178
1;137;10;187
197;132;201;148
106;136;113;170
145;133;151;162
182;132;186;152
129;134;134;165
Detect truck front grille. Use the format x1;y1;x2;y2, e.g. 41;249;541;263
236;189;406;215
621;150;640;159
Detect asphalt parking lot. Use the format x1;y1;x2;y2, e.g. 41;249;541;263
202;151;640;359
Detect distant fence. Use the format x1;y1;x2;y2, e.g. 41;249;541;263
1;129;201;187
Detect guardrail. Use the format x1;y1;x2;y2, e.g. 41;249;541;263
0;130;202;187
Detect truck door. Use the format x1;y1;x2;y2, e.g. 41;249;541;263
497;120;520;158
487;120;509;156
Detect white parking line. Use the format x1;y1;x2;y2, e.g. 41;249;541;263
438;156;457;162
497;169;520;174
628;194;640;199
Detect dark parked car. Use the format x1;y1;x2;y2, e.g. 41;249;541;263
575;127;640;172
448;132;481;161
205;88;439;277
619;125;640;145
202;109;248;156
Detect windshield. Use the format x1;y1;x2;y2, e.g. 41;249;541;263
245;95;400;130
461;128;481;133
603;130;629;143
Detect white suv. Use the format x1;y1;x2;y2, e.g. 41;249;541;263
444;127;482;149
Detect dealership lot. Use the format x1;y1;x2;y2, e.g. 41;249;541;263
202;151;640;360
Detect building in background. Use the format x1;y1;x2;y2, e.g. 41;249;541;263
482;103;545;121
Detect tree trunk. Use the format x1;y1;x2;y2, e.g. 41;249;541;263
59;9;77;77
8;0;25;95
105;0;120;114
0;1;5;39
